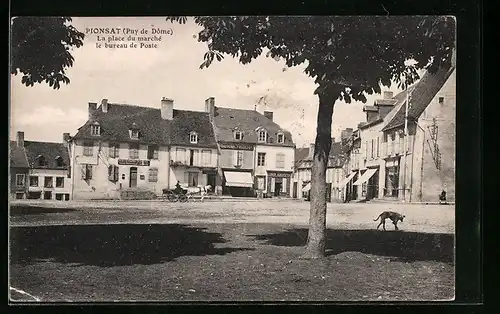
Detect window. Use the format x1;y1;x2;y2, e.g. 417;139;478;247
189;149;198;166
43;191;52;200
55;193;63;201
65;194;70;201
234;151;243;167
277;132;284;144
108;165;119;182
190;132;198;144
29;176;38;187
147;145;159;160
35;155;47;167
383;133;388;142
234;131;243;140
56;177;64;188
91;124;101;136
175;148;186;163
188;172;199;187
16;174;25;187
376;137;380;157
276;153;285;168
130;129;139;140
257;152;266;166
438;97;445;104
202;150;211;166
55;156;64;167
109;143;120;158
16;193;25;199
371;139;375;159
148;168;159;182
81;164;93;180
44;176;53;188
258;129;267;143
129;143;139;159
83;142;93;156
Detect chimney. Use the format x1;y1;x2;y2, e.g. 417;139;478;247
264;111;273;121
161;97;174;120
205;97;215;119
88;103;97;120
341;128;353;140
63;133;70;147
101;98;108;113
308;143;315;159
16;131;24;148
383;91;394;99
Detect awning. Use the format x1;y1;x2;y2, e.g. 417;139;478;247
338;172;357;188
303;182;311;192
224;171;254;188
353;168;378;186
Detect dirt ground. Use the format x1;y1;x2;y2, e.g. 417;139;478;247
9;201;455;302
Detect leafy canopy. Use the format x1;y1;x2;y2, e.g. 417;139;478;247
11;17;85;89
167;16;455;102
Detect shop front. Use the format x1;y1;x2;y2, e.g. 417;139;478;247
223;169;254;197
267;171;292;197
353;167;379;200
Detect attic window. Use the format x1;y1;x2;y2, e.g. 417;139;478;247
55;156;64;167
277;132;284;144
189;131;198;144
35;155;47;167
258;129;267;143
91;123;101;136
438;97;445;104
234;131;243;140
130;129;139;140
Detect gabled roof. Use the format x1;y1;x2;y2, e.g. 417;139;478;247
73;103;218;148
382;66;455;132
212;107;295;147
23;141;70;169
294;147;309;168
9;141;29;168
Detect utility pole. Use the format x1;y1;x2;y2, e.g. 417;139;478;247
402;86;413;203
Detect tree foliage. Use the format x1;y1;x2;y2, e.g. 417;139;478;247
11;17;85;89
167;16;455;101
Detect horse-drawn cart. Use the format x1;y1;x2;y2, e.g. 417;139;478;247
161;188;188;202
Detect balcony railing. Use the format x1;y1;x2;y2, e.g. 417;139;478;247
170;160;216;168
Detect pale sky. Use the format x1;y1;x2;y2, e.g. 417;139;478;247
10;17;405;148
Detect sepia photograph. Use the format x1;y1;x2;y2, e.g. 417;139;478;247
9;16;456;302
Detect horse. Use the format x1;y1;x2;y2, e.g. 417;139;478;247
186;185;212;201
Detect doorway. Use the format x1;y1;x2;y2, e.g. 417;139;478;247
274;181;283;197
129;167;138;188
293;182;298;198
207;173;216;189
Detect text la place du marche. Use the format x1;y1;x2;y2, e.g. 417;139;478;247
86;27;173;49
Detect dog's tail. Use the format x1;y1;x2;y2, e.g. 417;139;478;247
373;213;382;221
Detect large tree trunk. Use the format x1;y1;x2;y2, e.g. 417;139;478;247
303;91;336;259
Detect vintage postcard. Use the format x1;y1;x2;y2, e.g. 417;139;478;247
9;16;456;302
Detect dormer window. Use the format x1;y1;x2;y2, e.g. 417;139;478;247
277;132;284;144
55;156;64;167
258;129;268;143
35;155;47;167
91;122;101;136
130;129;139;140
234;130;243;141
189;131;198;144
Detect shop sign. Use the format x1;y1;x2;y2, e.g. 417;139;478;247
118;159;150;166
267;171;291;178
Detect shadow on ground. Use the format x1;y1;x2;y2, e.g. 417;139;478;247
10;224;252;267
10;206;76;216
251;229;454;264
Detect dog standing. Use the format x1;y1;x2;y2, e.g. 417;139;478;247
373;211;405;231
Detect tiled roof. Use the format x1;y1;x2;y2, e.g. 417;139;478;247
23;141;70;169
212;107;295;147
10;141;29;168
382;66;455;131
294;147;309;168
73;103;218;148
297;141;347;169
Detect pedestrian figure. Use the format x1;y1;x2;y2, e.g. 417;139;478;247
174;181;183;194
439;190;447;204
